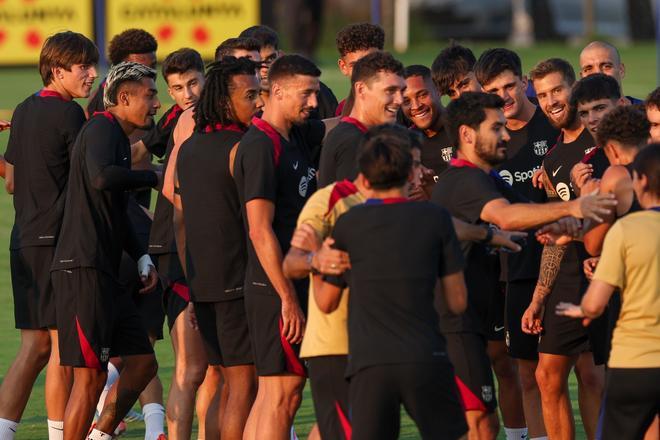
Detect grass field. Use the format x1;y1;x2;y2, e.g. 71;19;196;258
0;41;656;439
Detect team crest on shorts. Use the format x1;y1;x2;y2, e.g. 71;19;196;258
441;147;454;162
533;140;548;156
100;347;110;363
482;385;494;402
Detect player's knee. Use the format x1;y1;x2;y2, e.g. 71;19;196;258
177;362;206;389
576;366;604;390
27;337;51;367
473;411;499;440
535;365;562;394
518;363;539;393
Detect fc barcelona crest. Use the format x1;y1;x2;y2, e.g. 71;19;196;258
533;140;548;156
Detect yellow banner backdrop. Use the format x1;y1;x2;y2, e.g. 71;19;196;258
0;0;94;65
106;0;259;61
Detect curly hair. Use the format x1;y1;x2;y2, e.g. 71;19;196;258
351;51;403;85
596;105;650;148
336;23;385;57
107;29;157;65
431;43;476;96
646;86;660;110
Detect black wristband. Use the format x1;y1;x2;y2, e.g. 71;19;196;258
480;226;494;244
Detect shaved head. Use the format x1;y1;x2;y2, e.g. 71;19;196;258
579;41;625;84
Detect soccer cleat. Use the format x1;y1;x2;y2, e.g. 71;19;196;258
113;421;127;437
123;409;144;422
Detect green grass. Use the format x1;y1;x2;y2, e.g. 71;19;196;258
0;41;656;439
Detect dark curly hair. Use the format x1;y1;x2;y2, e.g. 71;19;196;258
351;51;403;85
474;48;523;86
596;105;649;148
431;43;476;96
646;86;660;109
336;23;385;57
107;29;157;65
445;92;504;146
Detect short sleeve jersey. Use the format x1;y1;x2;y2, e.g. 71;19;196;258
594;210;660;368
297;180;365;358
329;200;464;376
432;159;525;334
412;126;454;176
318;117;367;188
4;90;86;249
139;104;183;158
233;117;325;295
543;127;595;281
177;125;247;302
52;112;156;277
496;106;558;281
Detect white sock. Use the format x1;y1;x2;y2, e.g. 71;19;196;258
290;426;298;440
504;427;528;440
96;362;120;415
142;403;165;440
87;428;113;440
530;437;548;440
47;419;64;440
0;418;18;440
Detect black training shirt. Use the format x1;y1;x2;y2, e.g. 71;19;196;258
4;90;87;249
432;159;525;334
412;126;454;176
177;124;247;302
51;111;158;277
317;117;366;187
496;106;558;281
327;199;464;376
140;104;182;158
86;79;105;116
233;117;324;297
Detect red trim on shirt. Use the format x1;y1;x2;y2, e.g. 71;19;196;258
92;111;115;122
278;318;307;377
162;105;183;129
204;122;245;134
327;180;359;215
335;98;346;117
37;89;69;101
449;158;479;168
76;317;102;369
252;117;283;167
340;116;368;134
580;146;600;164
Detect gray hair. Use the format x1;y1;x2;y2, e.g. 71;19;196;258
103;61;157;108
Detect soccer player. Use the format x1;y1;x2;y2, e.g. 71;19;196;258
314;124;469;440
475;48;560;440
318;51;405;187
402;65;455;175
87;29;157;116
50;62;160;440
431;43;481;100
144;48;214;440
523;58;611;439
214;37;262;62
578;40;642;104
232;54;327;440
434;92;615;440
556;143;660;440
334;22;385;116
645;87;660;143
0;31;98;440
176;57;264;440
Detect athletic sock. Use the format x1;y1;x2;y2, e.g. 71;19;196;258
0;418;18;439
142;403;165;440
47;419;64;440
96;362;120;416
290;426;298;440
87;428;113;440
504;427;528;440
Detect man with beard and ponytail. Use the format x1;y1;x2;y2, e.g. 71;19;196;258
474;48;560;440
523;58;614;440
176;57;264;440
318;51;405;187
401;65;455;176
433;92;616;440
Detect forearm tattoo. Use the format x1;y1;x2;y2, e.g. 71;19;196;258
537;244;567;291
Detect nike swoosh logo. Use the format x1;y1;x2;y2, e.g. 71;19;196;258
552;166;562;177
293;161;299;170
494;326;505;332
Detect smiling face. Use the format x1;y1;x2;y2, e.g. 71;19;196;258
473;107;510;166
272;74;320;125
166;70;205;110
576;98;617;138
482;70;529;120
357;71;406;125
57;63;98;99
447;71;481;100
402;74;442;131
533;71;574;129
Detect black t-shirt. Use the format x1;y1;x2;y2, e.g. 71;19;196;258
177;125;247;302
233;117;325;297
581;146;610;180
86;79;106;116
310;81;338;121
140;104;182;158
148;134;178;256
412;126;454;176
327;200;464;376
496;106;559;281
543;127;595;282
4;90;86;250
51;111;158;278
317;117;366;188
432;160;526;334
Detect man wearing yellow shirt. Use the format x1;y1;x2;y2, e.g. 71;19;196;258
557;143;660;439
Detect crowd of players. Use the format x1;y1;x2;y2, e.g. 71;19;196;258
0;21;658;440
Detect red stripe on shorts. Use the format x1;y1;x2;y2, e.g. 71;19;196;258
454;375;487;412
75;316;101;369
334;400;352;440
278;318;306;377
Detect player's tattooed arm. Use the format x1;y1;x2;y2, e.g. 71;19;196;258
533;244;567;303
